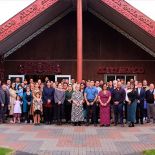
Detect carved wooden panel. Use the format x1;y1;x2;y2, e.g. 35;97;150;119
17;61;62;75
101;0;155;37
97;66;145;74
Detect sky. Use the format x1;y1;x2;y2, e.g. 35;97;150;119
0;0;35;25
0;0;155;25
125;0;155;21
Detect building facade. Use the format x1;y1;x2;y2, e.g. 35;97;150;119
0;0;155;83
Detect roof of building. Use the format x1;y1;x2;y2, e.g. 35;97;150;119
0;0;155;58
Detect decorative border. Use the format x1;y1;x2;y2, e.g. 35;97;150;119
17;62;62;75
0;0;59;41
101;0;155;37
97;66;144;74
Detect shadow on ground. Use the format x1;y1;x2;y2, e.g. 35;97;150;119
13;151;143;155
14;151;37;155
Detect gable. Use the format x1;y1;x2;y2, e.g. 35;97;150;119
0;0;155;58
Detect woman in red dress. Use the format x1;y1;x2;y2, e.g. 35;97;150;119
98;83;111;127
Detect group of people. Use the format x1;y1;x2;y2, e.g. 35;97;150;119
0;77;155;127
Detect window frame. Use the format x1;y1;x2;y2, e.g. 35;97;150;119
104;74;137;83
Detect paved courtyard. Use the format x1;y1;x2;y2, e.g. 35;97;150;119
0;123;155;155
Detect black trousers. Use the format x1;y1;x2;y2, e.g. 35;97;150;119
23;104;33;123
86;103;97;124
113;103;124;125
23;112;33;122
0;105;8;122
124;102;128;121
64;101;72;122
136;102;144;123
43;106;52;123
23;112;28;122
55;103;63;123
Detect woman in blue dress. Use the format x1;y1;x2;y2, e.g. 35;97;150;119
126;83;138;127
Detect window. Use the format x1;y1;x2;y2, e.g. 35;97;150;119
107;75;115;82
116;75;125;81
55;75;71;83
8;75;25;83
105;74;136;83
126;76;135;83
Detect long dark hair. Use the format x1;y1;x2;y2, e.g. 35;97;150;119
102;83;107;90
130;83;136;92
10;83;16;90
16;95;21;101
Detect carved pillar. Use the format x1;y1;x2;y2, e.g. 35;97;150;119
77;0;83;83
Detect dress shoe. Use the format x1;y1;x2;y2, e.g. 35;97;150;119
120;124;124;127
105;124;110;127
128;122;134;127
140;121;143;124
85;123;89;126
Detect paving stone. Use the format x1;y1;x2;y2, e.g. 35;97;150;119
0;123;154;155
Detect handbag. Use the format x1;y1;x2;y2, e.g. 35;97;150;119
44;101;52;108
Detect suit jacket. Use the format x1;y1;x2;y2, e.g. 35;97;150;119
0;89;10;106
42;86;55;103
136;88;145;103
112;88;126;104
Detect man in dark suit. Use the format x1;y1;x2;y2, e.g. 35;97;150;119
136;82;145;124
0;84;10;123
112;82;126;127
